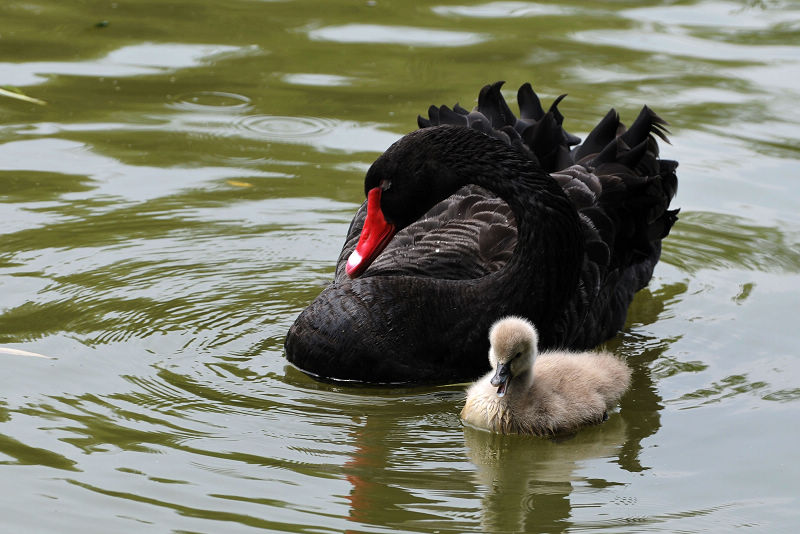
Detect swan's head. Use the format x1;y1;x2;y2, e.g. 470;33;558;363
487;316;538;398
346;126;527;277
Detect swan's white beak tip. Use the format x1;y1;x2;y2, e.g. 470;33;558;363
346;250;363;277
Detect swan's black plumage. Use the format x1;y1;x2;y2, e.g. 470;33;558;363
285;82;678;384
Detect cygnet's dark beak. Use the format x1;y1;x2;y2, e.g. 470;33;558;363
490;362;512;398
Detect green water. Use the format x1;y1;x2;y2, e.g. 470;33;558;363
2;0;799;532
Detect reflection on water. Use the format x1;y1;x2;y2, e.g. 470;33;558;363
282;73;356;87
464;420;628;533
333;281;680;532
573;28;798;63
2;44;257;88
609;282;680;474
342;408;466;530
432;2;578;18
307;24;489;47
2;0;800;531
461;278;683;532
623;1;794;30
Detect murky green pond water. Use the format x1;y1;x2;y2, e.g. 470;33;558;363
2;0;799;532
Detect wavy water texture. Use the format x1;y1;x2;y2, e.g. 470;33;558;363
1;0;800;532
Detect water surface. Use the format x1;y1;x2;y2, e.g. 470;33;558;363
2;0;799;532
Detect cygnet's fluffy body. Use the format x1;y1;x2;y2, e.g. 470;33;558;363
461;317;631;436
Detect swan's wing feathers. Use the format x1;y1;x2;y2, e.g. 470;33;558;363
521;112;574;172
548;93;582;147
356;186;517;280
551;170;596;209
437;105;469;126
417;82;580;171
426;104;440;125
571;166;602;196
477;81;517;128
466;111;493;133
517;82;545;120
488;127;513;146
420;103;467;128
573;108;621;163
453;103;470;115
659;159;679;199
478;222;517;267
592;169;669;263
417;84;677;343
647;208;679;242
584;239;611;270
620;105;670;150
580;206;615;246
555;103;677;347
616;139;656;175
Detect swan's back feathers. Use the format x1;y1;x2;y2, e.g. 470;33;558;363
418;81;678;347
418;81;580;172
416;81;678;265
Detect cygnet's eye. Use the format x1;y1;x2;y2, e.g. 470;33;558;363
379;179;392;191
514;352;521;360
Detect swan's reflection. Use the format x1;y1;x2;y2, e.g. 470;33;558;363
338;280;685;531
342;415;438;528
338;391;466;531
611;281;687;472
464;416;627;532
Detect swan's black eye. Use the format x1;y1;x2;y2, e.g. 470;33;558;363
380;179;392;191
514;352;521;360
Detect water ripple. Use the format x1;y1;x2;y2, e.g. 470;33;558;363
663;211;800;273
235;115;339;141
169;91;252;112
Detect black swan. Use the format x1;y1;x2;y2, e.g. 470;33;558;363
284;81;678;384
460;316;631;435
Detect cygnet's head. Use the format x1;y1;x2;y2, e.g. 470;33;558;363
487;316;539;398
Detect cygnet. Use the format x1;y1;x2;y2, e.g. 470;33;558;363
461;316;631;435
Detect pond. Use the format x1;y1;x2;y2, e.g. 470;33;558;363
1;0;799;532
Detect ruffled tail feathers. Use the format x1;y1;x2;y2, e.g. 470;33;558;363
418;82;674;182
418;81;579;172
417;81;679;264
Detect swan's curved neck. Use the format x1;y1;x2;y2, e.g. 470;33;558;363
444;138;583;338
486;170;582;331
369;126;584;344
510;368;534;395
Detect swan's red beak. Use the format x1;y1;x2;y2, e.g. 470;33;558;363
346;187;396;278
